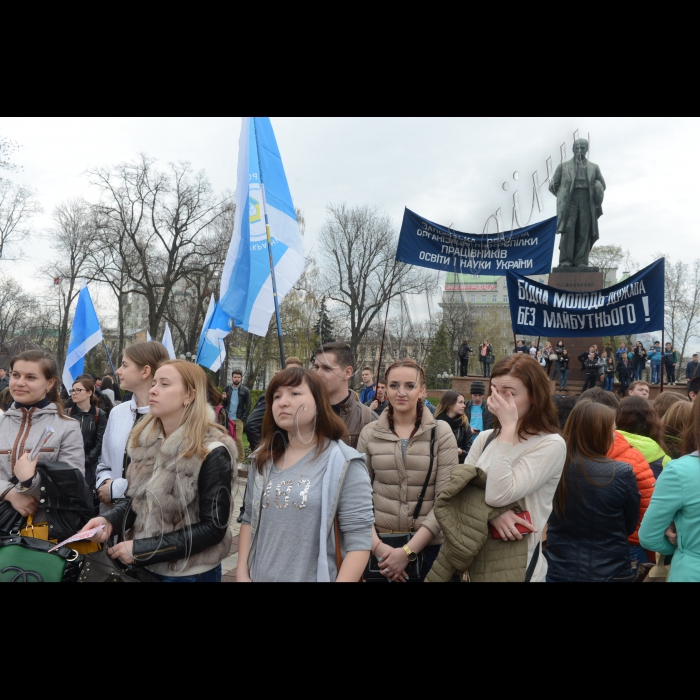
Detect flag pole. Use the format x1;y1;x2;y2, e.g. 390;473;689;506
103;341;117;378
253;119;286;370
376;261;398;388
660;329;665;394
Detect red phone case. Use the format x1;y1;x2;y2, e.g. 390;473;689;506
490;512;533;540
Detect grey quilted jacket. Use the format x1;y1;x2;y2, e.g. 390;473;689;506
425;464;530;583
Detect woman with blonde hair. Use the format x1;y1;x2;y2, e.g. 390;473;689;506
663;400;694;460
82;360;237;583
435;391;472;463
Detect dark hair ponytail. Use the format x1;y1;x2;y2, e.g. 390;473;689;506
10;350;70;420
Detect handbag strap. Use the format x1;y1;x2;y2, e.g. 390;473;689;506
411;427;437;529
525;543;541;584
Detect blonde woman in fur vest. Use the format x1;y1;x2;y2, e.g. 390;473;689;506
82;361;237;583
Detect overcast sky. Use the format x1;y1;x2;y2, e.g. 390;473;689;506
2;116;698;323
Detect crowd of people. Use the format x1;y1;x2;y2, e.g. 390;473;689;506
2;333;700;583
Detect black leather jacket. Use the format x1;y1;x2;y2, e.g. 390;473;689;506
244;395;266;452
68;406;108;484
223;384;251;421
106;447;233;567
546;456;641;583
0;463;93;542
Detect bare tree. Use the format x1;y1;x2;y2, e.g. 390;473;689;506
0;134;21;178
663;257;700;371
319;203;431;358
89;156;231;338
0;274;33;343
43;199;100;369
0;181;42;261
589;244;637;285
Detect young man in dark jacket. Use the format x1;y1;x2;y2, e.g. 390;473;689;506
582;353;599;393
687;355;699;384
465;381;494;437
312;342;378;449
664;344;679;385
223;369;251;462
0;369;9;394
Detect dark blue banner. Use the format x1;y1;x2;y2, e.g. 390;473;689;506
396;208;557;276
506;259;666;338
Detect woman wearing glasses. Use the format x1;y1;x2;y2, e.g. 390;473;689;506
68;378;108;512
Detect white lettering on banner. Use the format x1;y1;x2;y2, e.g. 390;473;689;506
518;308;536;326
419;251;451;266
517;280;549;305
606;281;647;306
541;303;644;331
497;260;534;270
553;291;606;311
459;260;492;271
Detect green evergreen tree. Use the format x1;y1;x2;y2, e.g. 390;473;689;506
424;324;454;389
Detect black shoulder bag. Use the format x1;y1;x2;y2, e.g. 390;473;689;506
364;427;437;582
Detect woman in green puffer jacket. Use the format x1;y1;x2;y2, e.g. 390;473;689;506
617;397;672;480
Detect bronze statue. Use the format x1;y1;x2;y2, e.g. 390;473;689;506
549;139;606;268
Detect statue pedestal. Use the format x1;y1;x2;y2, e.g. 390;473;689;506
548;270;606;383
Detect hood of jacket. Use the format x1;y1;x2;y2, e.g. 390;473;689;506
617;432;671;468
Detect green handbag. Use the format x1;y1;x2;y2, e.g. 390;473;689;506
0;536;82;583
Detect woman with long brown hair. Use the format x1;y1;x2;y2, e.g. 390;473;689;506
546;401;641;583
617;397;672;479
68;377;108;512
237;367;373;583
464;354;566;582
435;391;472;463
358;359;458;583
663;401;693;460
640;398;700;582
0;350;93;549
82;360;237;582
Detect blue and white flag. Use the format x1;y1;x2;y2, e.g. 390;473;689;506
162;323;176;360
220;117;305;337
197;295;231;373
62;283;104;389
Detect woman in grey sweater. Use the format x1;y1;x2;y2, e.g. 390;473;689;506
238;368;374;583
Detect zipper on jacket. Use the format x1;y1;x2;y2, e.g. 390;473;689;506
135;546;178;558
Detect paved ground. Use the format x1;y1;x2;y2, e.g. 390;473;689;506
221;468;246;583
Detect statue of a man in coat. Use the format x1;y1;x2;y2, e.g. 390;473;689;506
549;138;606;268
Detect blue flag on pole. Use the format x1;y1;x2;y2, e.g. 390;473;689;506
197;295;231;373
62;283;104;389
220;117;305;337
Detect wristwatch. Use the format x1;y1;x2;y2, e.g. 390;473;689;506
403;545;418;563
